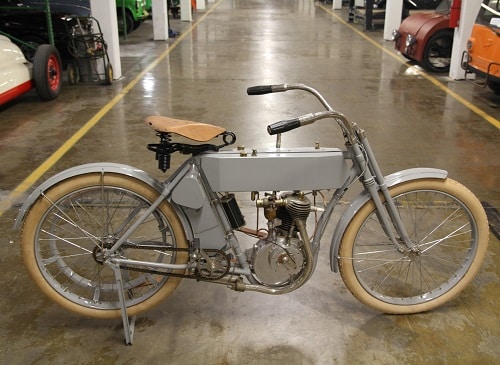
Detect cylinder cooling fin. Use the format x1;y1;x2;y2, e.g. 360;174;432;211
275;193;311;232
276;206;293;232
285;195;311;221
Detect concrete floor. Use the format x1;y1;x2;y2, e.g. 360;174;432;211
0;1;499;364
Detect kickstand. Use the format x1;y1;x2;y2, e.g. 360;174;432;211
110;263;136;345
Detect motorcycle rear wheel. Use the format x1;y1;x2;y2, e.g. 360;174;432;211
338;178;489;314
21;173;188;319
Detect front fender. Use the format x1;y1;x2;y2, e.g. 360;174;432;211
13;163;188;232
329;168;448;272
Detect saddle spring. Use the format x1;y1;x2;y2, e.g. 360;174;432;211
147;131;237;172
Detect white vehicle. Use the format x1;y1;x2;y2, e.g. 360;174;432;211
0;35;62;105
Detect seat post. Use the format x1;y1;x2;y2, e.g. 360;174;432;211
147;132;173;172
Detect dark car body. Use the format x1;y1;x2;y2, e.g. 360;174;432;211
0;0;147;64
392;2;454;72
0;0;90;62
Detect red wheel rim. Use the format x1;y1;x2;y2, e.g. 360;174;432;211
47;55;61;92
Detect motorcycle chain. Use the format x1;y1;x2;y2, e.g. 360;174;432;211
117;244;230;281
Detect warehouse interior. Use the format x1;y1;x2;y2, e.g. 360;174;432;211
0;1;499;364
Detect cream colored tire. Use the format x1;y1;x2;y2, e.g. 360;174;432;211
339;178;489;314
21;173;188;319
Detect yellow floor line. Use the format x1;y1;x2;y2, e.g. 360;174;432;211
318;3;500;129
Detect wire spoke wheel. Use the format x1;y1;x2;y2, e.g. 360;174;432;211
339;178;489;313
21;173;188;319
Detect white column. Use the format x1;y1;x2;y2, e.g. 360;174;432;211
152;0;169;40
332;0;342;9
383;0;403;41
181;0;193;22
89;0;121;79
449;0;482;80
197;0;206;10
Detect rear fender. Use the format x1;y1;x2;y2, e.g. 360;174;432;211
13;163;192;239
329;168;447;272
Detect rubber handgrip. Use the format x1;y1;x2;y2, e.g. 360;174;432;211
247;85;273;95
267;118;301;135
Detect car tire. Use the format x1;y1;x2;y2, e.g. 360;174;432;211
133;19;143;31
33;45;62;101
117;10;135;34
487;81;500;94
421;29;454;73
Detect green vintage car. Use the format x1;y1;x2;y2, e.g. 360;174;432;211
116;0;149;34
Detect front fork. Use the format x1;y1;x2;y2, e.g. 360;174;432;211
351;129;417;253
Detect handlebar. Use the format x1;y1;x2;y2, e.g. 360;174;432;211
247;83;354;138
247;84;287;95
267;118;301;135
267;111;333;135
247;83;332;110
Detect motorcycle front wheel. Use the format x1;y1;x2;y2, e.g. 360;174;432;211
338;178;489;314
20;173;188;319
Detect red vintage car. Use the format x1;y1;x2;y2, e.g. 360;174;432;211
393;2;454;72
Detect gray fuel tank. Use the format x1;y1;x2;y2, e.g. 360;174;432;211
200;147;349;192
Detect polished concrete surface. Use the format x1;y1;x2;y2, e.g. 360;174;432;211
0;1;499;364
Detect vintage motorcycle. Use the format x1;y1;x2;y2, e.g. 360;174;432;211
14;84;489;344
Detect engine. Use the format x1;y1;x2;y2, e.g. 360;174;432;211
249;192;311;287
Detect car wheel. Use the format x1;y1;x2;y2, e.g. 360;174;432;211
421;29;454;73
487;81;500;94
132;19;143;30
33;45;62;101
117;10;135;34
